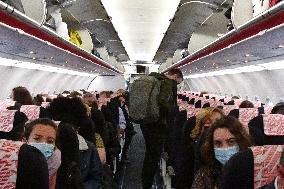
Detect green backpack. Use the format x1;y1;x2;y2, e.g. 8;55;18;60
129;75;161;124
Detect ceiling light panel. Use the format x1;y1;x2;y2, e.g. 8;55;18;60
102;0;180;62
0;57;98;77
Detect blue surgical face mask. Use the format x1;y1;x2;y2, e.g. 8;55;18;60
29;143;55;160
214;146;239;165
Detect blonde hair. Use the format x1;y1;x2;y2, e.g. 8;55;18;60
117;89;126;95
190;108;224;141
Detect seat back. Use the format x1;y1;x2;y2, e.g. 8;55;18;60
263;105;274;115
223;105;238;115
263;114;284;136
0;110;17;132
0;101;16;111
0;139;23;189
251;145;284;188
239;108;258;131
20;105;40;121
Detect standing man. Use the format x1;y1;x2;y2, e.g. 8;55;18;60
140;68;183;189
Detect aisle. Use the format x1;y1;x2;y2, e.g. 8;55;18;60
118;124;163;189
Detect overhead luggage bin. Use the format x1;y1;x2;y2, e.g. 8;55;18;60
154;0;229;64
188;8;229;54
82;19;128;59
162;2;284;74
0;1;122;74
181;22;284;75
21;0;47;25
64;0;109;21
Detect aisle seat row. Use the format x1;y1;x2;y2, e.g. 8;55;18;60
177;91;284;189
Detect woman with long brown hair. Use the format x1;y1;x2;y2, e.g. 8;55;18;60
191;116;251;189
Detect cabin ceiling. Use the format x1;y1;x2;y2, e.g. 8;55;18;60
101;0;180;62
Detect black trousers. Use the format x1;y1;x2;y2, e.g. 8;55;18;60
140;122;166;189
121;122;135;157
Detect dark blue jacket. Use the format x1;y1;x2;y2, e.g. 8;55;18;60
80;140;103;189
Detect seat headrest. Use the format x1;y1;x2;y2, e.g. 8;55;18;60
263;114;284;136
0;101;16;111
20;105;40;121
0;139;23;188
0;110;17;132
239;108;259;131
223;105;238;115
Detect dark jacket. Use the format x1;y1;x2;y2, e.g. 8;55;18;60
17;144;49;189
103;122;121;163
80;139;103;189
222;149;254;189
91;109;121;164
56;123;84;189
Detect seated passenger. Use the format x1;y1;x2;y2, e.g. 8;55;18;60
0;110;49;189
10;86;51;118
249;102;284;146
228;100;254;119
222;104;284;189
24;118;61;189
33;94;45;106
78;117;107;165
225;96;240;105
56;122;84;189
91;104;121;168
190;108;224;172
47;97;103;189
191;116;251;189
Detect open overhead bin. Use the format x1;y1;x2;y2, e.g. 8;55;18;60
64;0;109;21
154;0;229;64
0;1;121;75
81;19;128;61
63;0;129;62
161;2;284;75
188;7;230;54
